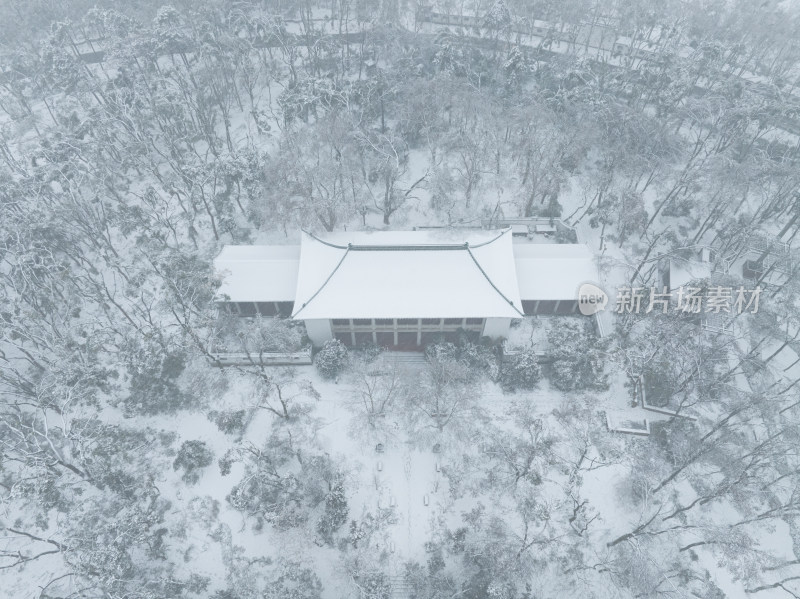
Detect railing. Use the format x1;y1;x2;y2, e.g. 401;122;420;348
480;217;579;241
702;311;735;336
637;376;697;420
605;412;650;435
748;234;790;255
210;346;312;367
331;319;485;335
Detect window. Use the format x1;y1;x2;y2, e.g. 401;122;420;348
220;302;239;315
238;302;257;317
421;332;444;346
375;332;394;347
374;318;393;326
555;301;578;314
537;301;557;315
257;302;277;316
465;318;483;325
443;318;463;325
421;318;441;325
443;332;461;344
277;302;293;317
397;318;418;325
354;332;373;345
521;301;537;315
332;319;350;326
352;319;372;326
396;332;418;347
334;332;352;345
462;330;480;341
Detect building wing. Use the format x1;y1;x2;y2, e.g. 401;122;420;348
213;245;300;302
513;243;597;302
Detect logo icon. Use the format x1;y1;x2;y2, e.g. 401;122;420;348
577;283;608;315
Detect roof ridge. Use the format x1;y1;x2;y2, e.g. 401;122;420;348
302;228;511;251
292;243;351;318
294;228;522;320
303;230;349;249
465;245;524;317
469;227;510;248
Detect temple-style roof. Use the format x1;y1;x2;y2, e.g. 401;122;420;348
513;243;597;301
292;229;523;319
213;231;601;312
214;245;299;302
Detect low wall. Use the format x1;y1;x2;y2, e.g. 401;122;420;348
211;347;312;367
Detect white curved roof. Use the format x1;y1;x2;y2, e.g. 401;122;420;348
292;229;523;319
213;232;598;312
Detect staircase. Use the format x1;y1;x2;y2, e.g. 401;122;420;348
387;574;412;599
382;352;428;367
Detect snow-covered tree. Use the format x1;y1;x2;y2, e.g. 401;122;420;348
315;339;350;380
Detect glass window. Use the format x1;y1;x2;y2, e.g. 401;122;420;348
257;302;277;316
443;332;460;344
396;332;418;347
443;318;463;325
397;318;418;325
220;302;239;315
354;332;373;345
352;319;372;326
555;301;578;314
375;332;394;347
277;302;293;317
537;301;557;315
465;318;483;325
332;319;350;326
421;318;441;325
374;318;393;326
238;302;257;317
421;332;444;346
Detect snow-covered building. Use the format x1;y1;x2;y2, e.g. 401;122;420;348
214;229;600;349
658;247;715;292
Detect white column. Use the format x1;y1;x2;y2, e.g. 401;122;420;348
304;319;334;347
482;318;512;340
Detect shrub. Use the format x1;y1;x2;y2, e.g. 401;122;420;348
316;481;349;544
501;347;542;391
457;336;500;381
355;342;383;363
546;320;608;392
424;341;459;363
217;315;305;354
315;339;349;379
123;343;190;416
207;409;248;436
425;335;500;382
173;440;214;484
358;572;392;599
256;318;304;352
227;440;340;531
